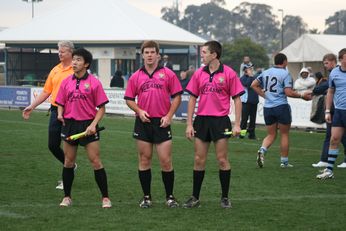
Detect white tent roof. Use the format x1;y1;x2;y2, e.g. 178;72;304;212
0;0;205;46
281;34;346;62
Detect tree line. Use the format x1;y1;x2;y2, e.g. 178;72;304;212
161;0;346;54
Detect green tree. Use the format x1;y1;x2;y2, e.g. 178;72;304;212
324;10;346;34
222;38;269;74
160;1;316;53
180;2;233;41
231;2;280;53
283;15;308;47
161;2;180;25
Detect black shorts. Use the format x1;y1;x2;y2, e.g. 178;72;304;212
263;104;292;125
133;117;172;144
61;119;100;146
193;115;232;142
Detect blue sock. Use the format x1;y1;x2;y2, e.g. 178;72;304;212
327;149;339;171
259;147;267;154
281;157;288;165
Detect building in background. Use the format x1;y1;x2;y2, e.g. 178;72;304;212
0;0;204;87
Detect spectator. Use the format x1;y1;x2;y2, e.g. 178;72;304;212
179;70;190;90
314;71;324;84
110;70;124;88
294;67;316;93
239;56;252;77
162;54;173;70
185;65;196;79
240;63;259;139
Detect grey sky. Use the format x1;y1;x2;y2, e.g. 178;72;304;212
0;0;344;31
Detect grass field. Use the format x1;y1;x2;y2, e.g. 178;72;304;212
1;108;346;230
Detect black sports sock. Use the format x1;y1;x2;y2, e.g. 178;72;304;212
62;167;74;197
192;170;205;200
94;168;109;198
138;169;151;197
162;170;174;198
219;169;231;198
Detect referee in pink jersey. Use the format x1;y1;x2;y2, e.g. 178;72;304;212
55;48;111;208
183;41;244;209
124;40;183;208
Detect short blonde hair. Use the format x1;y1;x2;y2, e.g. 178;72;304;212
58;41;74;52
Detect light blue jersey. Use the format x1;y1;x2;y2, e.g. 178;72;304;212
329;66;346;110
256;67;293;108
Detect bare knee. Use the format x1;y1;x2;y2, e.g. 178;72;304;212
88;157;102;169
194;154;206;169
330;136;340;148
64;157;75;168
139;153;152;169
217;156;230;170
160;158;172;171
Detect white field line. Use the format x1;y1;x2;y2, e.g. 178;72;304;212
0;210;28;218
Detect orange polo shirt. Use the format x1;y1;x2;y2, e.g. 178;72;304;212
43;63;73;106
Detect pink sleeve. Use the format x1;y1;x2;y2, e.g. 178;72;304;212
185;70;200;97
124;72;138;99
94;81;109;107
230;73;244;97
167;69;183;96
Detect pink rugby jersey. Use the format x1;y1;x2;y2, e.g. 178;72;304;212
185;64;244;116
124;66;183;118
56;73;109;121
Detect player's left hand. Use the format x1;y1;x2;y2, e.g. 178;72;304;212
160;116;171;128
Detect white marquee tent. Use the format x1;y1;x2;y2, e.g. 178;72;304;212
0;0;205;46
281;34;346;79
0;0;205;87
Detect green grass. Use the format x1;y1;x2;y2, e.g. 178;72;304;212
1;108;346;230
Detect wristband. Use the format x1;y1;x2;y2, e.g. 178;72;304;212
325;109;330;114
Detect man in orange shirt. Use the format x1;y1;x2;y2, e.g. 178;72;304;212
23;41;75;190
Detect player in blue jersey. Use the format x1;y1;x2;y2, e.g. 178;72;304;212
317;48;346;179
251;53;311;168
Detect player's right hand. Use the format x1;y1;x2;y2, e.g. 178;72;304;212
325;113;332;123
138;110;151;123
185;124;195;141
57;114;65;126
22;106;33;120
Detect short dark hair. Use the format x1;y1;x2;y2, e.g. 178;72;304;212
141;40;159;54
338;48;346;60
72;48;93;69
203;40;222;59
315;71;323;80
323;53;337;62
274;53;287;65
